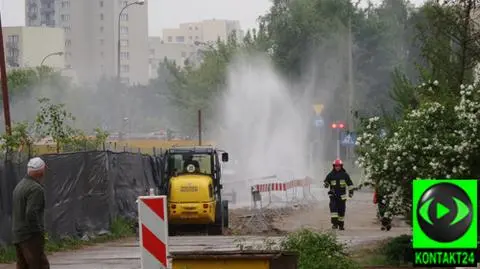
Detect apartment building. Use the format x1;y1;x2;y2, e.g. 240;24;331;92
162;19;244;45
25;0;149;85
148;19;243;79
148;37;198;78
3;26;65;69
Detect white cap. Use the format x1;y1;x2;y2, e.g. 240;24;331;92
27;157;46;171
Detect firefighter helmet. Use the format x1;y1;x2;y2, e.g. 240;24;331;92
333;159;343;166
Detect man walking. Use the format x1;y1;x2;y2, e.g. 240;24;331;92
12;157;50;269
324;159;354;230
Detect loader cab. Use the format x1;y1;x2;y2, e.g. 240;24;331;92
163;147;229;193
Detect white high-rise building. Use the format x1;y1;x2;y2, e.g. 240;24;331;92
25;0;149;85
148;19;243;79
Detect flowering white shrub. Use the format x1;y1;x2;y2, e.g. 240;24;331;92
356;82;480;218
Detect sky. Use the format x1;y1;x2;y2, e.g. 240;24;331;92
0;0;426;37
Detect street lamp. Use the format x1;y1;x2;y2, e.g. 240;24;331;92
331;121;345;159
40;51;64;66
117;0;145;81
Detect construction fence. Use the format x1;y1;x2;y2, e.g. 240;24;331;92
0;151;163;247
232;174;319;232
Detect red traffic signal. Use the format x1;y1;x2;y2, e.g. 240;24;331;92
331;122;345;129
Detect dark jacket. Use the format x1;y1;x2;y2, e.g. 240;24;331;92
324;168;354;199
11;176;46;244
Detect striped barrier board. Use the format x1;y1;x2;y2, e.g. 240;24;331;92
252;177;314;192
138;195;169;269
254;182;287;192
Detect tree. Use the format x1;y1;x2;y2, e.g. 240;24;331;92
34;97;78;153
5;66;71;101
356;82;480;218
0;121;33;154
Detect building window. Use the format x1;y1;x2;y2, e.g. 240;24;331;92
120;77;129;84
189;36;192;40
121;65;129;73
181;51;186;57
61;14;70;21
100;13;104;20
121;1;128;7
99;39;104;45
120;14;128;21
7;35;19;43
100;51;104;57
120;52;129;60
100;26;104;32
167;36;172;42
189;26;192;30
64;26;71;33
175;36;185;43
195;36;199;39
61;1;70;8
65;39;71;47
120;26;128;34
195;26;198;30
99;1;103;7
149;49;155;56
120;39;129;47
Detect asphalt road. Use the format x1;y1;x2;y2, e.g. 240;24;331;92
0;234;400;269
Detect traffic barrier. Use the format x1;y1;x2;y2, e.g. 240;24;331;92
243;176;318;232
138;195;169;269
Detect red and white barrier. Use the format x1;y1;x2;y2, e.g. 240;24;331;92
138;195;169;269
250;176;317;208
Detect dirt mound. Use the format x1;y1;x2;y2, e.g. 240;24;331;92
227;206;303;235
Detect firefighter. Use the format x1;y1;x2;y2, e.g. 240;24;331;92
324;159;354;230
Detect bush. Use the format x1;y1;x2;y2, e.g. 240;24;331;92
381;234;412;265
280;229;359;269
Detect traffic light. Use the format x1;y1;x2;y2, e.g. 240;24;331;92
331;122;345;129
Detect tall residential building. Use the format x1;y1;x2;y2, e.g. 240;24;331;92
3;26;65;70
148;37;197;79
148;19;243;79
25;0;149;85
162;19;244;45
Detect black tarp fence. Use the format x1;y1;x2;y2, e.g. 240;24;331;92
0;151;163;247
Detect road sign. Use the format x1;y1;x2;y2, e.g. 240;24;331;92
314;118;324;127
340;131;357;146
313;104;324;115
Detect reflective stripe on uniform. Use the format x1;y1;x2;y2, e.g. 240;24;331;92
338;216;344;221
340;179;346;186
341;194;347;200
331;213;338;217
330;180;336;185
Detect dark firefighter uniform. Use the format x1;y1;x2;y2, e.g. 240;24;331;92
324;159;354;230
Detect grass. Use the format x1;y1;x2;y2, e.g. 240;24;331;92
0;217;136;263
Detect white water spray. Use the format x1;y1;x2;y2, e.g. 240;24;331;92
217;55;311;186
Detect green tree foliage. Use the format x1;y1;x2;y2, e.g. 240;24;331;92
34;97;78;153
5;66;71;100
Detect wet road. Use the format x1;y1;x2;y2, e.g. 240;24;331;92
0;234;399;269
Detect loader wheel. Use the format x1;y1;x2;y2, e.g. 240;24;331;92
222;200;229;229
207;201;224;235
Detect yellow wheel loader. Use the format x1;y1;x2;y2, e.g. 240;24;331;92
162;146;229;235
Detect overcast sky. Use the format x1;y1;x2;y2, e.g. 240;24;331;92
1;0;426;37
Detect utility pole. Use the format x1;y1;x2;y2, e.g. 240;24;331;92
0;15;12;135
346;8;354;161
198;110;202;146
